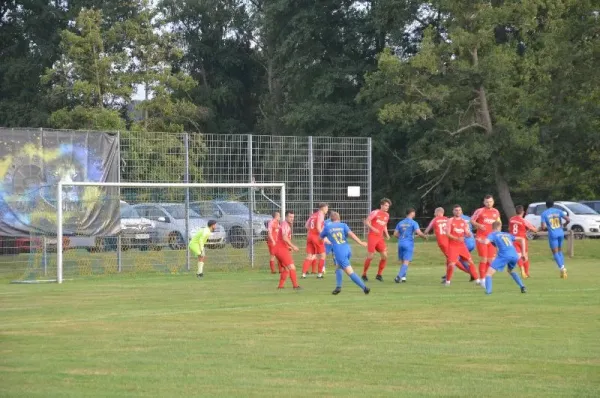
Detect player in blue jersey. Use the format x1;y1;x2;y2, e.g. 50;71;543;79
320;211;370;295
393;208;428;283
479;221;527;294
323;216;333;274
540;200;570;279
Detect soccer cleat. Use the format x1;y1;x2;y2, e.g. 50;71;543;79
271;271;277;274
376;275;384;282
294;286;303;291
361;274;369;282
317;273;324;279
363;286;370;295
444;281;451;287
475;279;481;285
196;273;204;278
301;274;307;279
521;286;527;294
394;276;401;284
560;268;568;279
469;275;476;282
277;287;284;290
332;287;342;295
400;277;407;283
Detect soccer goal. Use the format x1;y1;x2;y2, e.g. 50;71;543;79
19;182;286;284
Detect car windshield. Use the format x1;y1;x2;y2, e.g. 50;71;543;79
121;204;140;218
163;205;201;219
565;203;598;215
218;202;250;215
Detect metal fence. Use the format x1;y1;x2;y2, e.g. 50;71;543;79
0;128;372;280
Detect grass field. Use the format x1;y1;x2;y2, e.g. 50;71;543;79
1;239;600;397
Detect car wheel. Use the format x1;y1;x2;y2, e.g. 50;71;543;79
229;226;248;249
168;232;184;250
571;226;585;239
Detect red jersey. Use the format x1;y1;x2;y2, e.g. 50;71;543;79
305;211;325;237
427;216;449;243
445;217;472;246
471;207;501;238
509;216;535;238
267;219;280;245
277;221;292;249
367;210;389;238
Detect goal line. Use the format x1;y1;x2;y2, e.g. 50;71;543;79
56;182;286;284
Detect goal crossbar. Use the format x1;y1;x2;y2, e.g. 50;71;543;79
56;181;286;283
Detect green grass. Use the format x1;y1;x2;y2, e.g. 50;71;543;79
1;240;600;397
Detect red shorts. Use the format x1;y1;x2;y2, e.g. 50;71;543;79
306;234;325;255
514;239;527;255
448;244;473;264
367;236;386;253
274;246;294;267
267;242;277;255
476;240;496;259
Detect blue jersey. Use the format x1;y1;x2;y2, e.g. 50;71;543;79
461;215;474;234
320;221;351;250
395;218;420;245
487;231;518;258
541;208;567;238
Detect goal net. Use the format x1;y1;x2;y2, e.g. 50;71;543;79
15;182;285;283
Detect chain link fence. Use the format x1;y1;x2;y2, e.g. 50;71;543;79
0;128;372;281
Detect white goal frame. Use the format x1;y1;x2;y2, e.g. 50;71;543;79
56;182;286;283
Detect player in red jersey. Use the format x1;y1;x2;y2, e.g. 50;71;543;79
470;195;501;280
276;210;302;290
445;205;479;285
424;207;450;265
362;198;391;282
509;205;538;279
266;211;282;274
301;203;329;279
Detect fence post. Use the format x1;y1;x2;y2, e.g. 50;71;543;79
42;236;48;276
247;134;254;268
367;137;373;236
184;133;191;272
117;131;122;272
568;229;574;258
308;136;314;214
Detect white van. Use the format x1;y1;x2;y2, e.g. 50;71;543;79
525;201;600;239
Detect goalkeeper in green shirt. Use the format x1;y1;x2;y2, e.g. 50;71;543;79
189;220;218;278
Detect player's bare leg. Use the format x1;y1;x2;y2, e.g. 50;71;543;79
376;250;388;282
362;251;375;281
301;253;315;278
316;252;326;278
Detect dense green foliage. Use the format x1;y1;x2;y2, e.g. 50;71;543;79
1;0;598;215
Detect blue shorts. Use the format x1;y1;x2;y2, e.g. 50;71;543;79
398;243;414;262
326;244;334;255
465;238;476;252
490;255;519;272
333;247;352;268
548;235;564;250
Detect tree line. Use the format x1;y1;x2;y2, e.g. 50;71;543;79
1;0;598;216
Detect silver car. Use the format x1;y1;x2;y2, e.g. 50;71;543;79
190;201;269;249
133;203;226;249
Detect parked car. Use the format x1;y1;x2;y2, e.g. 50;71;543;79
190;201;268;249
525;201;600;239
580;200;600;213
133;203;226;249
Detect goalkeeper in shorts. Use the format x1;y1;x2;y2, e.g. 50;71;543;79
189;220;218;278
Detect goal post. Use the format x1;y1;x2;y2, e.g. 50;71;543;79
55;182;286;284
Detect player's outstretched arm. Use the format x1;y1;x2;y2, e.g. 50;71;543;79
348;231;368;247
563;215;571;227
416;229;428;240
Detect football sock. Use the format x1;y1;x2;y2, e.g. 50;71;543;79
478;262;487;280
510;271;524;288
311;259;318;274
397;264;408;278
278;270;289;288
552;253;562;268
362;258;372;275
559;251;565;267
377;259;387;276
445;264;454;282
335;268;343;288
197;261;204;274
468;262;479;279
289;269;299;288
485;276;493;294
269;260;276;273
349;272;366;290
301;259;311;274
318;259;325;274
523;259;530;275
